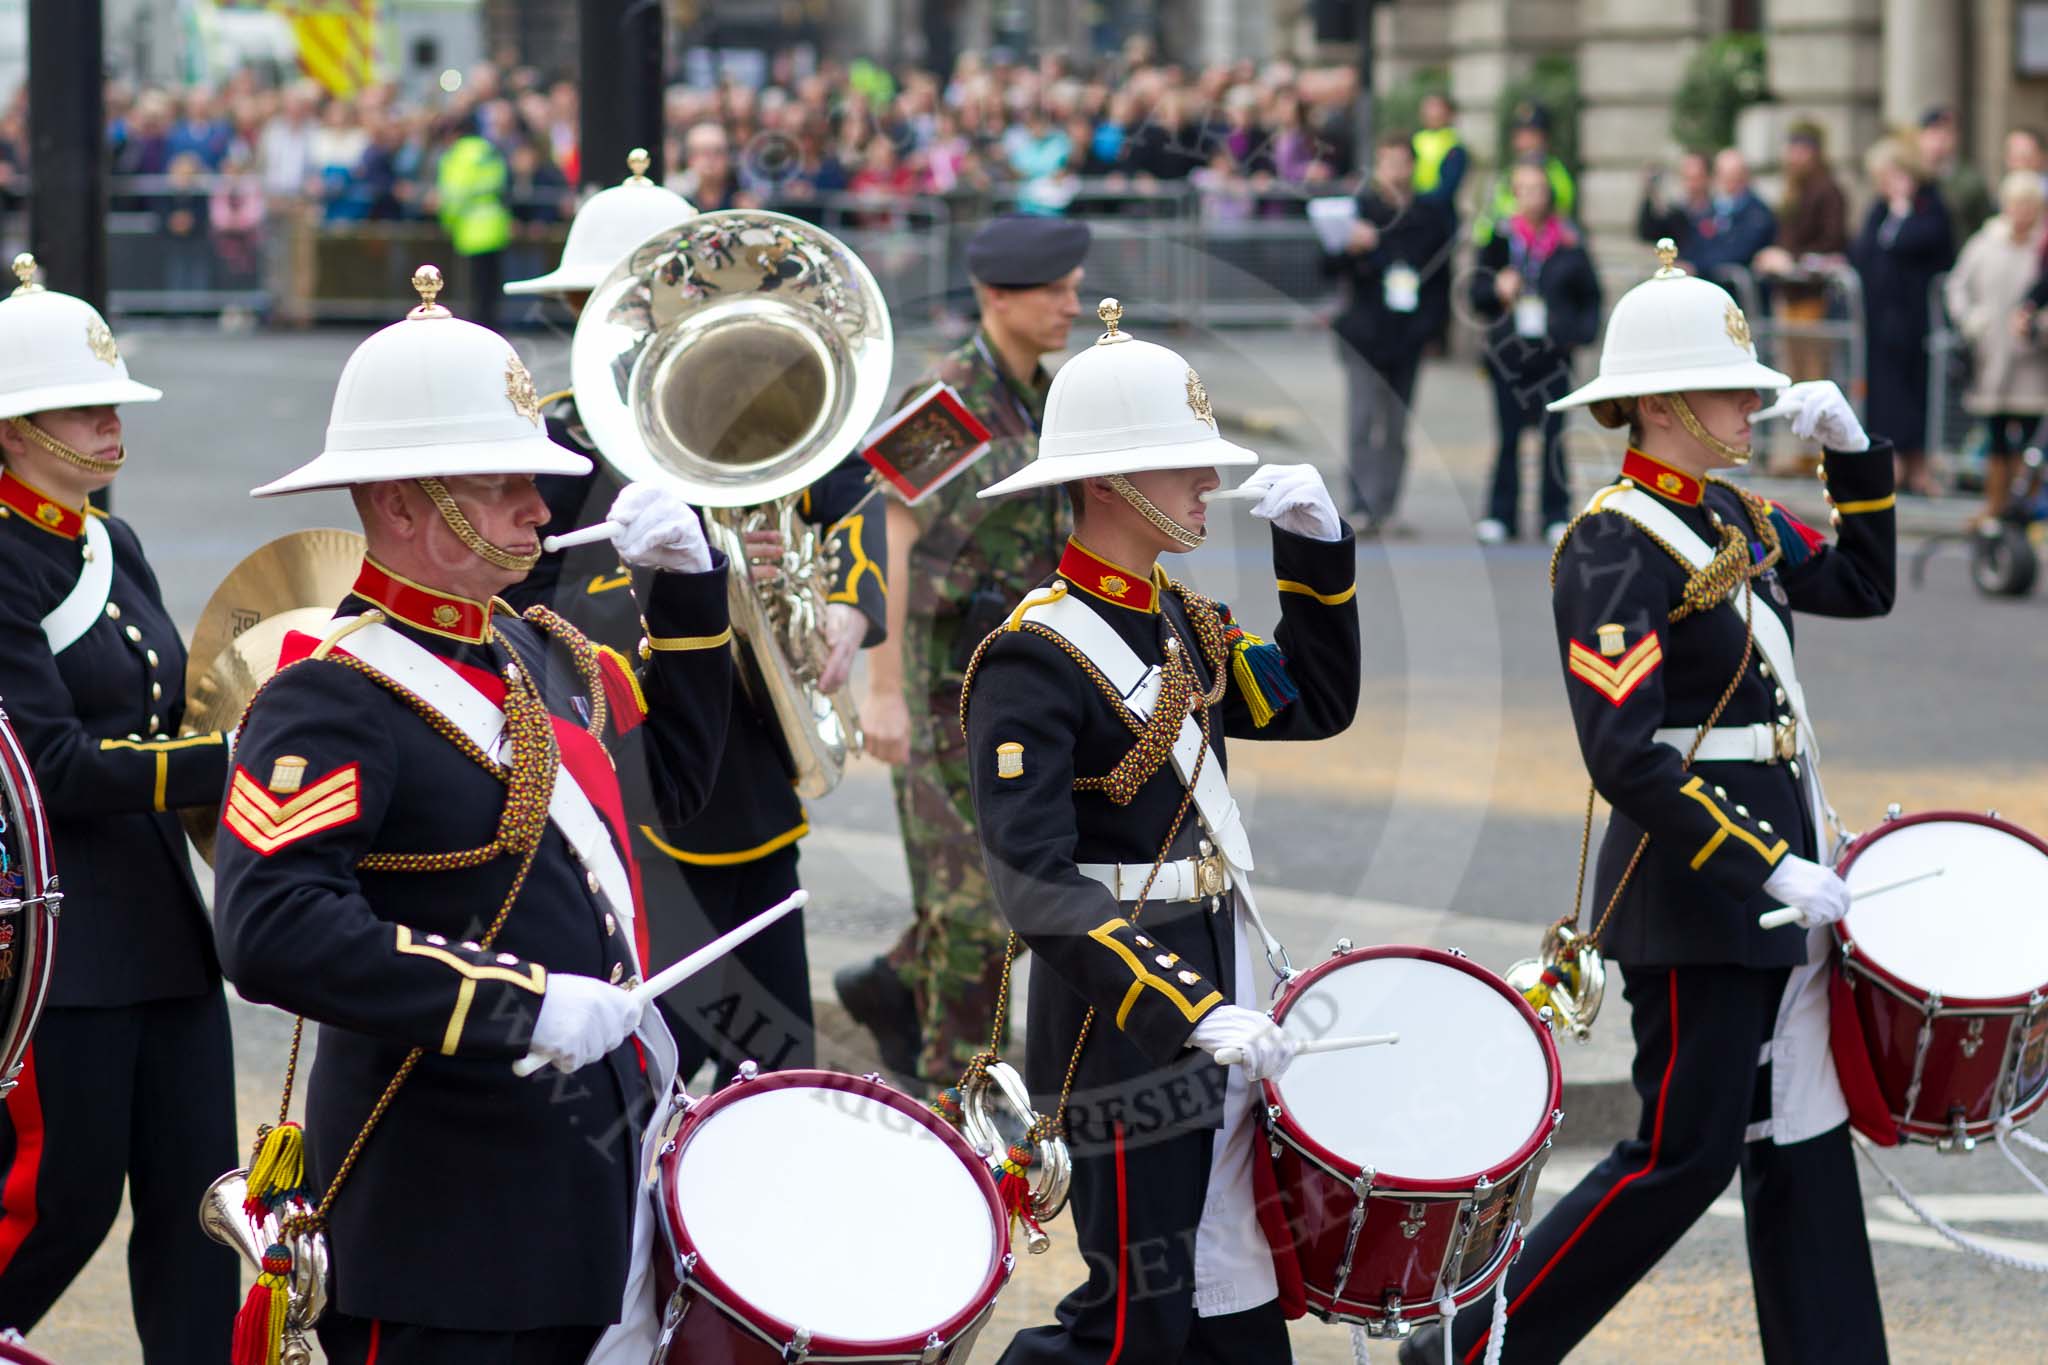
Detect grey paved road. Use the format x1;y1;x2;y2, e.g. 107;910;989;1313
18;321;2047;1361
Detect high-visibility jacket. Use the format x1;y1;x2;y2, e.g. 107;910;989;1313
435;135;511;257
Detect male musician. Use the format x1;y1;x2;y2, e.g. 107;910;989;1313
1408;246;1894;1362
214;269;732;1362
838;214;1088;1082
966;300;1361;1361
503;167;885;1085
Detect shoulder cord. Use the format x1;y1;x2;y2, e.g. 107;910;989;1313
518;604;608;739
237;634;560;1234
955;605;1220;1141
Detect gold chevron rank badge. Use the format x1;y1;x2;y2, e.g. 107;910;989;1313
1567;629;1662;706
223;760;363;854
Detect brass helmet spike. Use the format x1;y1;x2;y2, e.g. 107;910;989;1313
10;253;42;296
409;264;451;319
625;147;653;184
1652;238;1685;279
1095;297;1129;346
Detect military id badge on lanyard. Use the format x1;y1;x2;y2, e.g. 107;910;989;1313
1383;262;1420;314
1507;237;1549;340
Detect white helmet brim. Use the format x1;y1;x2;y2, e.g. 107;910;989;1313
978;435;1258;498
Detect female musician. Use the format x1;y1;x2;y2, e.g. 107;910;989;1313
0;258;236;1354
1413;243;1897;1363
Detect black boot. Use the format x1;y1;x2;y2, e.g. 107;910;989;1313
833;955;922;1079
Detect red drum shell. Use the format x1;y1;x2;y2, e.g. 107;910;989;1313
1831;811;2048;1146
656;1070;1009;1362
1260;946;1562;1328
0;1334;55;1364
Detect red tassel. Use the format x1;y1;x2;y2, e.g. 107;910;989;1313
229;1244;292;1365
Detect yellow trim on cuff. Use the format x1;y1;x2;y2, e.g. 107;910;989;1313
645;625;734;652
1087;919;1223;1029
395;925;548;990
1276;578;1357;606
442;978;476;1056
1834;495;1896;516
638;820;808;866
153;752;167;812
825;511;886;604
1679;777;1788;871
98;733;224;752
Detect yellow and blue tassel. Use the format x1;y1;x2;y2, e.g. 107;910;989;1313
1218;606;1298;728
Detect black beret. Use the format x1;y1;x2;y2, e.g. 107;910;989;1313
966;215;1091;287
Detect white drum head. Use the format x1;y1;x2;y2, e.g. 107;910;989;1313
673;1086;997;1340
1844;818;2048;1001
1273;954;1552;1181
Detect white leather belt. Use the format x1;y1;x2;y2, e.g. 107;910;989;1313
1078;847;1232;903
1654;721;1801;765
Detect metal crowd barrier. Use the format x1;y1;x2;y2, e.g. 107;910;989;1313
1924;270;1974;465
93;174;1355;327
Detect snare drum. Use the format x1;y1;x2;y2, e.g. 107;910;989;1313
1260;945;1562;1335
0;705;57;1100
654;1070;1012;1362
1831;810;2048;1149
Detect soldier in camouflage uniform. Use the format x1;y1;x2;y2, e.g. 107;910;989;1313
837;216;1089;1081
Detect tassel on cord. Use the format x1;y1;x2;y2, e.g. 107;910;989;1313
243;1122;307;1213
229;1242;293;1365
1218;606;1298;729
995;1137;1049;1251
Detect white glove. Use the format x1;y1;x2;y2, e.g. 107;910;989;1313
817;602;867;694
1188;1004;1300;1081
607;482;713;574
1237;463;1345;542
1763;854;1853;929
1749;380;1870;453
527;973;643;1074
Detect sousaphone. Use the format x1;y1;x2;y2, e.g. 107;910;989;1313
570;209;894;797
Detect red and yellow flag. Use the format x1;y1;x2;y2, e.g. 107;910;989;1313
274;1;377;98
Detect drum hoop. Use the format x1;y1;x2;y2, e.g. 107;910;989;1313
656;1068;1012;1353
1839;954;2043;1016
673;1273;999;1363
1302;1221;1524;1330
1261;945;1563;1193
0;708;57;1096
1834;810;2048;1011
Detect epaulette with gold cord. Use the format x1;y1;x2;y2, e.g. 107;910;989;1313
234;612;559;871
1547;482;1782;626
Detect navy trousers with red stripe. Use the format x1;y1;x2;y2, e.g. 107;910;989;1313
1449;962;1886;1365
997;1122;1292;1365
0;993;238;1360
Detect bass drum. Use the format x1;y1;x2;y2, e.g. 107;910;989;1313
0;700;57;1101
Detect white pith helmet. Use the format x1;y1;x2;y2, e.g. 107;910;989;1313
251;265;591;497
503;148;697;296
1549;239;1789;414
0;254;161;419
978;298;1255;498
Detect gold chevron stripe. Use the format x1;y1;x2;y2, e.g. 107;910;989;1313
228;765;360;822
1567;636;1663;704
223;773;361;855
225;782;358;845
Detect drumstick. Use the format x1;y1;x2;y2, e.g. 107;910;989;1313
1757;866;1946;930
1214;1031;1399;1067
513;889;809;1077
540;521;622;553
1198;487;1262;504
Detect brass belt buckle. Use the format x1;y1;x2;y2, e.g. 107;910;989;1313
1773;719;1798;764
1194;839;1228;900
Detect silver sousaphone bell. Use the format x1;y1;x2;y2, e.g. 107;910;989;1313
198;1170;330;1361
1506;922;1607;1042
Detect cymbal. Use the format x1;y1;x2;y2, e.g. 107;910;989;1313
181;604;349;865
185;528;365;697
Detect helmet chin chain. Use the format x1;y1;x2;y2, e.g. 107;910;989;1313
417;477;540;573
8;416;125;473
1108;474;1205;550
1668;392;1753;466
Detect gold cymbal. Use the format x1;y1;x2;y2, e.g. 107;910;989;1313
182;606;341;864
185;528;366;698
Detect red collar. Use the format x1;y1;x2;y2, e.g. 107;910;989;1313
0;468;86;539
352;557;493;644
1060;538;1164;613
1621;449;1704;506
